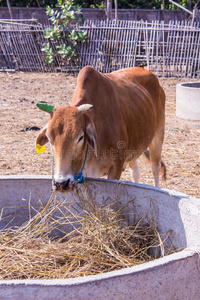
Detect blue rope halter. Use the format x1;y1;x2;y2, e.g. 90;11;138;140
74;144;89;184
52;144;89;185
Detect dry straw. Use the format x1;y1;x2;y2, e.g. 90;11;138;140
0;188;178;280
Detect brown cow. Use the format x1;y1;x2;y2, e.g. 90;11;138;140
36;66;166;191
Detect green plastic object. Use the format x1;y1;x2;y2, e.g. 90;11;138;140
37;103;54;113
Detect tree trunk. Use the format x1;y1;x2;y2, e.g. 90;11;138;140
6;0;12;19
107;0;112;21
114;0;118;20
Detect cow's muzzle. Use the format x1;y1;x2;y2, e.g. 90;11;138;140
53;179;71;192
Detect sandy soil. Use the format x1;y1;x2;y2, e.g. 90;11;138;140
0;71;199;198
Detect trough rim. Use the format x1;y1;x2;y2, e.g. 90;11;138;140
0;174;199;201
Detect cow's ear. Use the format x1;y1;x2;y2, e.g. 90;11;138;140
86;122;97;157
36;125;48;147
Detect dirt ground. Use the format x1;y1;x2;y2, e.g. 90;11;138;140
0;71;199;198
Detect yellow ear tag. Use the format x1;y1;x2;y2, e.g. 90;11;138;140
36;144;46;154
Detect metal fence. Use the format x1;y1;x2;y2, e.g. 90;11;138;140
0;19;199;77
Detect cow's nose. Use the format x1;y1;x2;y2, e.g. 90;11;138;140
54;179;70;191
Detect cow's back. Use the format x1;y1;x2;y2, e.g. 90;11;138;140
106;67;165;128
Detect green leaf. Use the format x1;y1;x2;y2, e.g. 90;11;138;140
46;56;54;64
46;6;55;17
78;30;88;42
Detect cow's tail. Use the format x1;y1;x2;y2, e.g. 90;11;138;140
143;150;167;181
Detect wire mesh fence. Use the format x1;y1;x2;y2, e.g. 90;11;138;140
0;19;199;77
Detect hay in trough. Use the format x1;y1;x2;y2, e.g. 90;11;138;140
0;190;178;280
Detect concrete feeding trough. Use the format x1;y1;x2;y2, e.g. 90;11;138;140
0;175;200;299
176;82;200;120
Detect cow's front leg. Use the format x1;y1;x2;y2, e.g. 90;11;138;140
107;162;124;180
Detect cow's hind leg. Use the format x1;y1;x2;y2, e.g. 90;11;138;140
129;159;140;183
148;126;165;187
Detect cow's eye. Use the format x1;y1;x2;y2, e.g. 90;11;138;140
78;135;84;143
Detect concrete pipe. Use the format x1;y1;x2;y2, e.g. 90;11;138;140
176;82;200;120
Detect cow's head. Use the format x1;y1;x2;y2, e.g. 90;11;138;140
36;103;97;192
